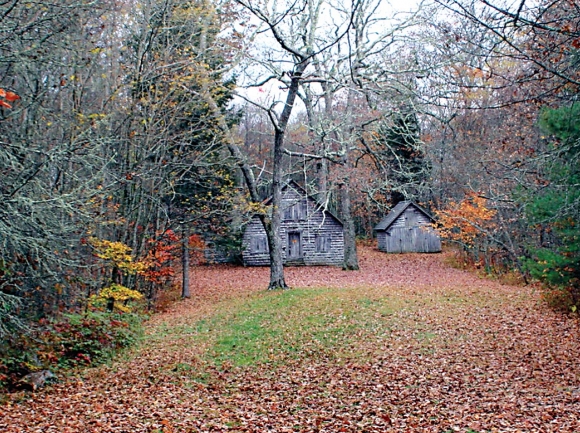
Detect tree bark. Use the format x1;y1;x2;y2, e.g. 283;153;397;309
264;62;309;290
181;224;191;299
340;181;359;270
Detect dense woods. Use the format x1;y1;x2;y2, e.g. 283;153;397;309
1;0;579;389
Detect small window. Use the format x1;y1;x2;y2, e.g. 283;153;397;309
252;235;268;253
283;200;308;221
297;200;307;220
315;234;331;253
283;205;293;221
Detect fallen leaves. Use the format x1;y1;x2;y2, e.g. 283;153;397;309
0;88;20;109
1;246;579;432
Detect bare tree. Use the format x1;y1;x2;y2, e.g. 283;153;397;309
286;0;432;267
223;0;361;286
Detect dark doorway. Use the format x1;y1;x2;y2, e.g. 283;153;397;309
288;232;302;259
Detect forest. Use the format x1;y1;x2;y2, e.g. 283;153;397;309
0;0;579;416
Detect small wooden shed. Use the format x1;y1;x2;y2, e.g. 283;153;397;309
374;201;441;253
242;181;344;266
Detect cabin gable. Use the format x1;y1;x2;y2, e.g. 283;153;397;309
242;183;344;266
375;201;441;253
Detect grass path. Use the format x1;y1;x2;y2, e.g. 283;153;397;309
1;247;579;432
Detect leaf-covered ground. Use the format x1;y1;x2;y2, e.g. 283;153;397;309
2;246;579;432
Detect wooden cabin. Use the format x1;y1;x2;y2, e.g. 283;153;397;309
242;181;344;266
374;201;441;253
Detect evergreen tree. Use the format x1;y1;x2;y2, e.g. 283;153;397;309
376;106;429;204
524;103;580;309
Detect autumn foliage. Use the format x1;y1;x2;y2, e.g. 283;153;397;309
0;88;20;109
435;192;496;248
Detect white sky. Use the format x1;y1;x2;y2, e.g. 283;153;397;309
232;0;427;111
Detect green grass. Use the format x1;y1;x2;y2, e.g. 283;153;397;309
188;287;401;369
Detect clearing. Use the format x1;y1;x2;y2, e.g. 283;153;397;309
1;246;579;432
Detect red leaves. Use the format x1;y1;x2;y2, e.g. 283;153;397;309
0;88;20;109
138;230;181;284
4;91;20;102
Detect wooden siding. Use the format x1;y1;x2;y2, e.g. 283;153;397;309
376;204;441;253
242;184;344;266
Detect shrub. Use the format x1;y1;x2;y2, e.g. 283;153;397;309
0;311;143;391
88;284;144;313
49;311;143;366
540;287;576;313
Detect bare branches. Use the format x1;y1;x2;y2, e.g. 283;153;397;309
434;0;580;88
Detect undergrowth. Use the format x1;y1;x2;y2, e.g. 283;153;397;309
0;311;143;392
443;249;526;285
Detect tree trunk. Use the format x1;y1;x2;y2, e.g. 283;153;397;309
266;129;288;290
263;61;309;289
340;181;359;270
340;84;360;271
181;224;190;299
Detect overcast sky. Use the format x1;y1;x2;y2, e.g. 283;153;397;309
232;0;427;111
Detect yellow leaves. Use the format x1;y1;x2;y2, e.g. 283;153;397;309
88;238;150;311
76;112;106;126
89;284;143;312
435;192;496;246
245;200;269;215
89;237;147;275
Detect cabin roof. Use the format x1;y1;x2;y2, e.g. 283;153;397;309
262;179;343;225
374;201;435;231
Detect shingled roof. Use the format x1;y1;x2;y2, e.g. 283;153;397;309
374;201;435;231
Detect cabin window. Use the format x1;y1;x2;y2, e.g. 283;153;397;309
284;200;307;221
283;206;293;221
315;234;331;253
252;235;269;253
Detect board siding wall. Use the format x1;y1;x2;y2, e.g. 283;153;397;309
376;206;441;253
242;187;344;266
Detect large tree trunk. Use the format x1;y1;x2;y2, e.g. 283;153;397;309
340;85;360;271
263;61;309;289
266;130;288;290
340;181;359;270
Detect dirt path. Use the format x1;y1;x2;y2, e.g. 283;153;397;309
1;246;579;432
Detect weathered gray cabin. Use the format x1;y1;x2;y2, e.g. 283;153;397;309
242;181;344;266
374;201;441;253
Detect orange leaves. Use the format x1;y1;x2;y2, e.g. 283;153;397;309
0;88;20;109
3;91;20;102
435;192;496;246
138;229;185;285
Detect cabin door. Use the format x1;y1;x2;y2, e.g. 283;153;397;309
287;232;302;259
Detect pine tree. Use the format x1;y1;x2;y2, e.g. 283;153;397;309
524;103;580;309
376;106;429;204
